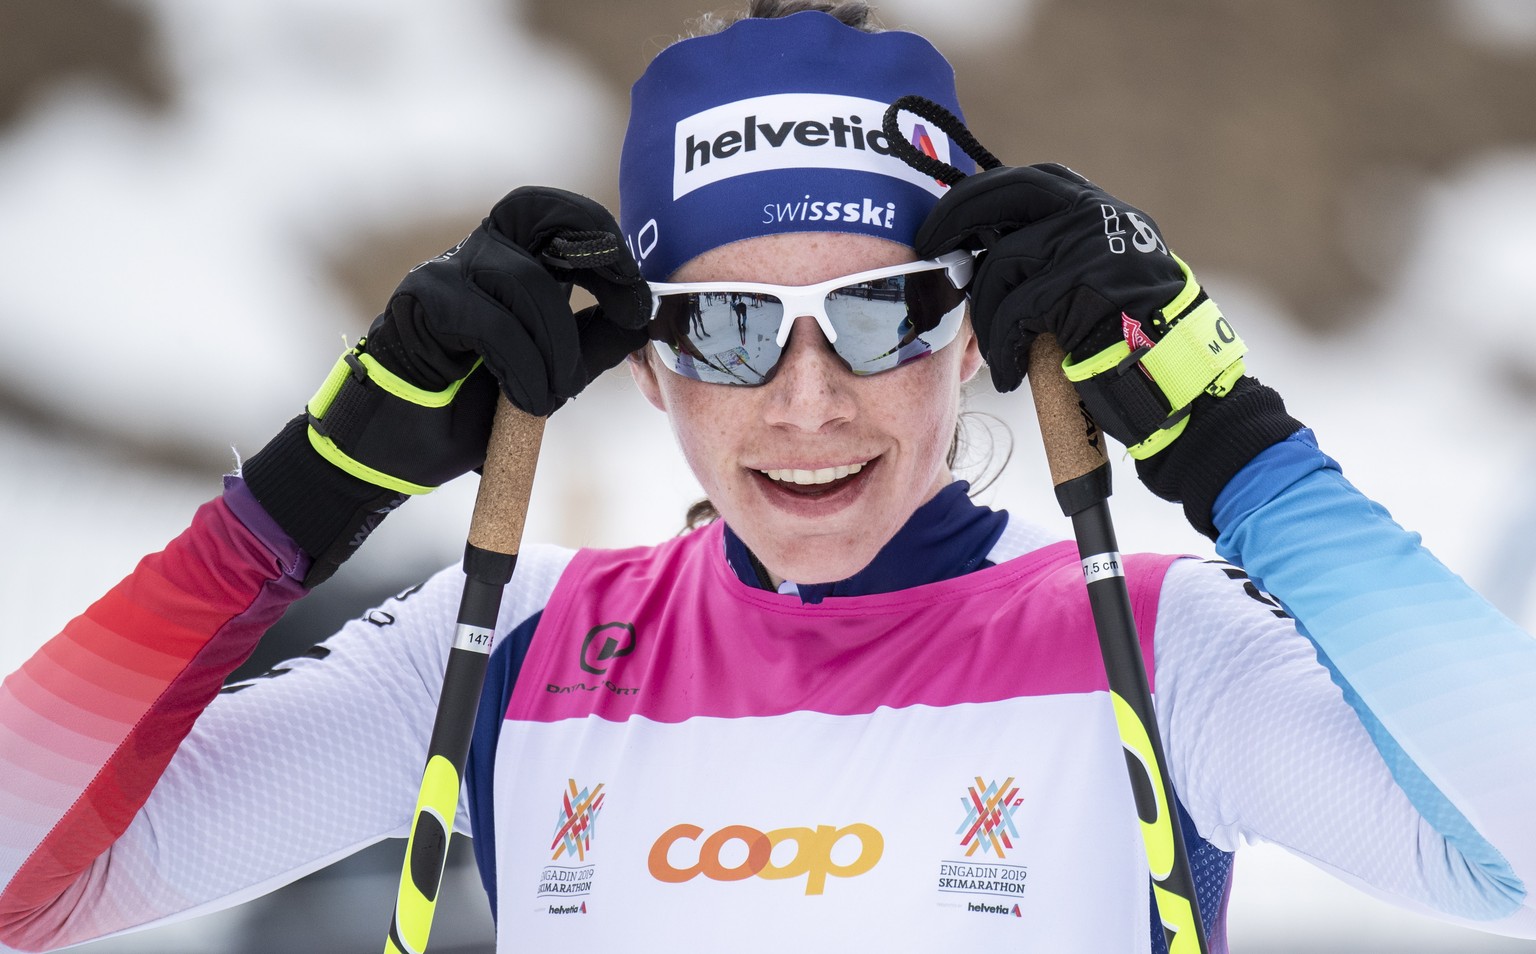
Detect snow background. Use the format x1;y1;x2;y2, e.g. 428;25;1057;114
0;0;1533;951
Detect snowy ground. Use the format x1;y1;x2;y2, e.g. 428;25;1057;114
1;2;1534;952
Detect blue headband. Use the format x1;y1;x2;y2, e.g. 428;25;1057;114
618;11;971;280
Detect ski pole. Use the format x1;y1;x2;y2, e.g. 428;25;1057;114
877;97;1209;948
1028;335;1210;954
385;396;545;954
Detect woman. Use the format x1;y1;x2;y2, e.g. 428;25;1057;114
1;3;1533;952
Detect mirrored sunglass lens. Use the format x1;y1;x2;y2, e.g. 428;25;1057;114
824;270;967;375
651;292;786;385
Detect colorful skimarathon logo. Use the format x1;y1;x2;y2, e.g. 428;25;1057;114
957;776;1023;858
937;860;1030;900
552;778;604;862
672;92;954;199
935;776;1030;905
539;780;604;906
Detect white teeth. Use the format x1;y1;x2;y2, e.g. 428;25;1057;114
762;462;866;485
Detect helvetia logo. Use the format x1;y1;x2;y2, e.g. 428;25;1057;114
673;93;953;199
967;901;1023;917
910;122;938;161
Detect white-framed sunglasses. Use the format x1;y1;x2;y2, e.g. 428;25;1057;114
646;250;974;386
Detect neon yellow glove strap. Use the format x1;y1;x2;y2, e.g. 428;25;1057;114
1060;338;1133;382
1124;412;1192;460
305;346;481;496
309;349;475;414
1158;254;1203;327
1140;299;1247;408
1059;260;1248;461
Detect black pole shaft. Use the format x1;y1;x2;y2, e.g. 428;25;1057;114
1070;499;1210;954
386;543;516;954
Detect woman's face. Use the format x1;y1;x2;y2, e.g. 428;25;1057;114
630;231;984;585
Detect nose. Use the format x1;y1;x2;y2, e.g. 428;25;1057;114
762;314;856;431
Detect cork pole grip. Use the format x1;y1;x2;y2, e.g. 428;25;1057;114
1028;334;1108;488
466;397;545;556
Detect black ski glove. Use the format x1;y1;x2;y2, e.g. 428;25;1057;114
244;187;650;585
914;162;1301;537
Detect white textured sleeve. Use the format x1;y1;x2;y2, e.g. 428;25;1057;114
6;543;571;951
1154;557;1534;935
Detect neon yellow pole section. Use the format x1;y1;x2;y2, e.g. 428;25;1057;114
385;402;544;954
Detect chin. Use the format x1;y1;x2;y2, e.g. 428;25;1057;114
759;540;880;587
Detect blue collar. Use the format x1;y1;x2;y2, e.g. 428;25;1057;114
722;481;1008;604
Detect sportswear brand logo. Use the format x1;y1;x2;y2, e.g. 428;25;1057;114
761;195;896;229
1212;315;1237;353
1101;203;1166;256
624;218;660;270
580;621;636;675
648;822;884;895
673;93;953;200
544;680;639;696
1122;313;1155;353
957;777;1023;858
411;235;469;272
551;779;604;862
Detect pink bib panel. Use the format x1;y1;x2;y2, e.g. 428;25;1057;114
493;522;1179;952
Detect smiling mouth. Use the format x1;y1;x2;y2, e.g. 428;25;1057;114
754;459;873;498
759;462;867;486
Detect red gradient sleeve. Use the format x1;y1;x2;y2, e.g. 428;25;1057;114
0;487;306;949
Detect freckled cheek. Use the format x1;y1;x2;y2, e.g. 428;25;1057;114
879;365;960;455
668;390;751;495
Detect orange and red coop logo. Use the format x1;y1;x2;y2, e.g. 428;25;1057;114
647;821;884;895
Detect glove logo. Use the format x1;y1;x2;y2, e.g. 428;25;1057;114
1100;204;1166;256
410;235;469;272
626;218;659;268
1121;313;1155;353
1128;212;1163;254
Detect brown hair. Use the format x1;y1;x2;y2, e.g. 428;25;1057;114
687;0;883;37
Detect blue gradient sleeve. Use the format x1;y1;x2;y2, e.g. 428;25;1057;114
1212;430;1536;920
